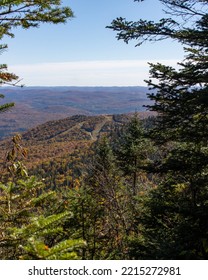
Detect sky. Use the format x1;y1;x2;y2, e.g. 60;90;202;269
3;0;185;87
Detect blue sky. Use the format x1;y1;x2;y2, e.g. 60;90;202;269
3;0;185;86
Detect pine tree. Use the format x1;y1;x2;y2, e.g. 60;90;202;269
0;1;73;39
0;135;85;259
0;177;85;259
139;49;208;259
109;0;208;259
63;137;137;259
114;114;153;195
0;44;18;112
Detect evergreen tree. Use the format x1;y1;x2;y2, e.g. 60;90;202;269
62;182;105;260
109;0;207;48
114;114;153;195
109;0;208;259
83;137;130;259
64;137;137;259
0;1;73;39
0;177;84;260
0;135;84;259
0;44;18;112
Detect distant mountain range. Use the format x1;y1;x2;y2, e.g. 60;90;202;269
0;86;153;139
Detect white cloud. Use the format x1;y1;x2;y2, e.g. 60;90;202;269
9;59;180;86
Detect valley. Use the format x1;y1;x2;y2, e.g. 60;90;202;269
0;86;152;139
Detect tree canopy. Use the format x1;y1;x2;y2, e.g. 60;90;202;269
109;0;208;259
0;0;73;39
109;0;208;47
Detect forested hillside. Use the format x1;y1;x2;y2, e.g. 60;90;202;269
0;113;131;167
0;86;151;139
0;0;208;261
0;112;158;259
1;109;207;260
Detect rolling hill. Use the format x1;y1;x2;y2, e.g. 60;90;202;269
0;112;154;171
0;86;152;139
